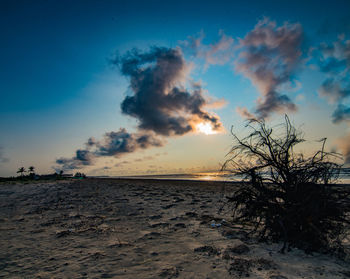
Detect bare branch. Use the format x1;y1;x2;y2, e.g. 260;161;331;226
222;115;349;255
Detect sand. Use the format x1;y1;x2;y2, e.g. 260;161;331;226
0;178;349;278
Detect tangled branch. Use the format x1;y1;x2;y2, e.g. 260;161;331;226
222;115;349;255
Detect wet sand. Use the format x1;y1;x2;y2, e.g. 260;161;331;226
0;178;349;278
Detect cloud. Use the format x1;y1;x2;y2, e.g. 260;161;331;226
236;106;256;120
312;34;350;165
319;78;350;104
204;97;228;109
115;160;131;167
86;137;97;147
336;132;350;164
95;129;164;156
235;18;303;119
134;155;154;162
115;47;223;135
56;149;95;170
316;35;350;123
56;129;164;171
332;104;350;124
186;30;235;69
56;46;224;171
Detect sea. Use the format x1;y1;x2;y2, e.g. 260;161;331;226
112;168;350;184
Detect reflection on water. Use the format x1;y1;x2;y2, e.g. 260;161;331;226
120;171;247;182
118;169;350;184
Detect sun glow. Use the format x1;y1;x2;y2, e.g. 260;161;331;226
196;122;217;135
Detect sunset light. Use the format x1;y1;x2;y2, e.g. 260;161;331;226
2;1;350;277
196;122;217;135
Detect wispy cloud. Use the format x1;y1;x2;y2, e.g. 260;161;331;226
236;106;256;120
115;160;131;167
235;18;303;119
134;155;155;162
185;30;235;69
204;97;228;109
316;35;350;123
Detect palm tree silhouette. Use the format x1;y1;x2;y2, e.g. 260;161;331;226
17;167;26;177
28;166;36;179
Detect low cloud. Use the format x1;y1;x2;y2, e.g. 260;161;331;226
134;155;155;162
95;129;163;156
116;47;223;135
56;149;95;170
236;18;303;119
86;137;97;147
115;160;131;167
56;129;164;171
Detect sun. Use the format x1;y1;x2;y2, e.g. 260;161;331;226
196;122;217;135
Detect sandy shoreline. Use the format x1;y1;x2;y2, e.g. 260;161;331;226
0;178;349;278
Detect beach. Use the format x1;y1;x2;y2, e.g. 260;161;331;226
0;178;349;278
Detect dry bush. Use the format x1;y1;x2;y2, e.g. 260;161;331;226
222;116;350;255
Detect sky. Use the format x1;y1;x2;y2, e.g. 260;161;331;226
1;0;350;177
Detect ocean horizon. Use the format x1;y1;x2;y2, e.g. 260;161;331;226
94;168;350;184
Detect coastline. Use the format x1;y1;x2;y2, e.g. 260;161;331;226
0;178;349;278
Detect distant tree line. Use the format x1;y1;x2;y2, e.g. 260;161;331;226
16;166;36;178
0;166;86;182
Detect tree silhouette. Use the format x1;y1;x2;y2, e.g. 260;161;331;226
17;167;26;177
74;172;86;178
28;166;35;179
222;116;350;255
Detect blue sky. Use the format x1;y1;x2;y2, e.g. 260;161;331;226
1;0;350;176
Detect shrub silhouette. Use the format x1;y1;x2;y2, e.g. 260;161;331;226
222;116;350;255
